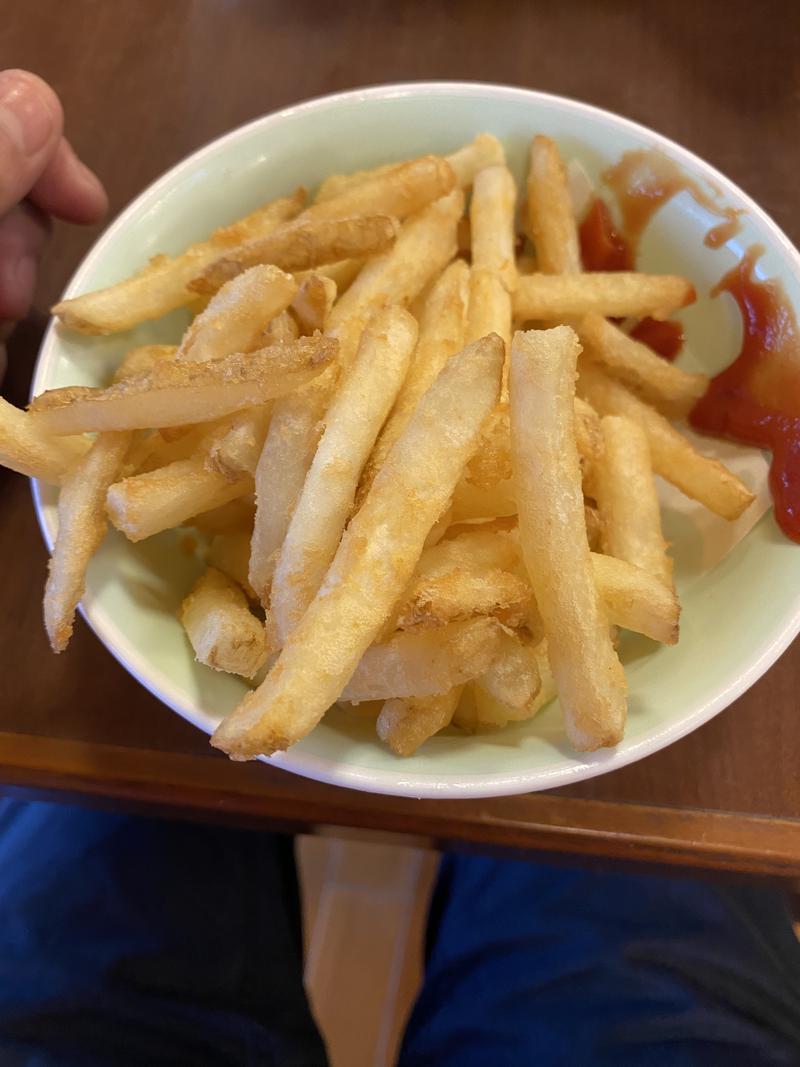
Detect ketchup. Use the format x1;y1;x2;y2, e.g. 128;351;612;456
579;198;633;271
690;245;800;542
629;318;685;361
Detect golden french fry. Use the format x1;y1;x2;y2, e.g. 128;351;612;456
190;215;398;294
211;334;503;758
111;344;178;383
457;640;556;729
578;363;754;520
271;307;417;643
514;272;695;322
180;567;267;678
471;631;541;713
396;566;530;630
208;531;257;599
43;431;131;652
121;421;224;476
510;326;627;751
261;309;300;345
591;553;679;644
51;191;305;334
577;313;708;417
593;415;672;586
31;335;337;435
451;475;517;520
417;528;520;575
525;135;581;274
295;258;362;294
189;497;255;536
358;258;468;498
377;687;463;756
107;458;252;542
0;397;89;484
177;265;297;362
304;155;456;223
342;618;505;702
469;165;517;293
290;274;337;335
204;406;271;480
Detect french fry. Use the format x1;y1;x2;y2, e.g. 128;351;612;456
107;458;252;542
296;258;362;294
471;631;541;713
180;567;267;678
465;270;512;350
577;312;708;417
313;134;503;202
593;415;673;586
291;274;337;335
208;530;257;599
190;215;399;294
578;363;754;520
204;406;271;480
510;326;627;750
0;397;89;484
31;336;337;435
417;528;519;575
111;344;177;383
211;334;503;758
396;567;530;630
451;475;516;520
341;618;505;702
43;431;131;652
514;272;695;322
304;155;456;224
122;421;225;476
592;553;679;644
377;687;463;756
51;191;305;334
457;640;556;729
177;265;297;362
358;259;468;498
271;307;417;643
525;135;581;274
189;497;255;536
261;309;299;344
469;165;517;294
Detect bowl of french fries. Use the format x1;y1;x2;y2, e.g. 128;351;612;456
11;83;800;797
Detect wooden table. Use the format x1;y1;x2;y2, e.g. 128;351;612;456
2;0;799;877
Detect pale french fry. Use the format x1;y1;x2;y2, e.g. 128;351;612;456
180;568;267;678
358;259;468;497
525;135;581;274
51;191;305;334
208;531;257;599
451;476;516;520
377;687;463;756
469;165;518;293
296;258;362;294
190;215;399;294
111;344;178;383
290;274;337;335
211;334;503;758
465;271;512;350
0;397;89;484
31;336;337;435
417;528;519;575
189;497;255;536
107;458;252;542
578;363;754;520
510;326;627;751
43;431;131;652
342;618;505;702
304;155;456;223
396;567;530;630
471;631;541;712
313;135;503;202
457;640;556;729
514;273;695;322
593;415;672;586
261;309;300;344
271;307;417;643
177;265;297;362
204;406;271;479
122;421;226;476
591;553;679;644
577;312;708;417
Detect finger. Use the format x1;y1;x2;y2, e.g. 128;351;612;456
28;136;108;224
0;201;50;321
0;70;63;216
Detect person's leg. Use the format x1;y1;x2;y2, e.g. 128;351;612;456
399;852;800;1067
0;798;328;1067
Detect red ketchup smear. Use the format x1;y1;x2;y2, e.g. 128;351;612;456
690;245;800;542
579;197;633;271
629;317;685;361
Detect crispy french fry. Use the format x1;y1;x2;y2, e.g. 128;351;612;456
418;528;520;575
593;415;672;586
304;155;456;223
377;686;463;756
577;312;708;417
211;334;503;758
469;165;517;293
208;531;257;599
510;326;627;750
31;335;337;435
51;192;305;334
578;363;754;520
397;567;530;630
0;397;89;484
107;458;252;542
291;274;337;335
180;567;267;678
471;631;541;712
190;215;399;294
591;553;679;644
177;265;297;362
514;272;695;322
526;135;581;274
358;259;468;498
204;406;271;480
342;618;505;702
271;307;417;643
43;431;131;652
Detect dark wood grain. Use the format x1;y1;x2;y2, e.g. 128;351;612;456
1;0;799;872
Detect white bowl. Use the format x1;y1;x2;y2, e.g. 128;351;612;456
32;82;800;798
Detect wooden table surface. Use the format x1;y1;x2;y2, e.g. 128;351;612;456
2;0;799;877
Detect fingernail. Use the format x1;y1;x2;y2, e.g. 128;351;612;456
0;73;55;156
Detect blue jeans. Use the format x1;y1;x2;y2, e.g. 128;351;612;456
0;799;798;1066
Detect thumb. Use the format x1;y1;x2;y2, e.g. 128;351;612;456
0;70;63;217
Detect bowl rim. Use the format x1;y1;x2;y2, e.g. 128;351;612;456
31;79;800;799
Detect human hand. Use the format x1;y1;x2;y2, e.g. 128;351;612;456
0;69;107;379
